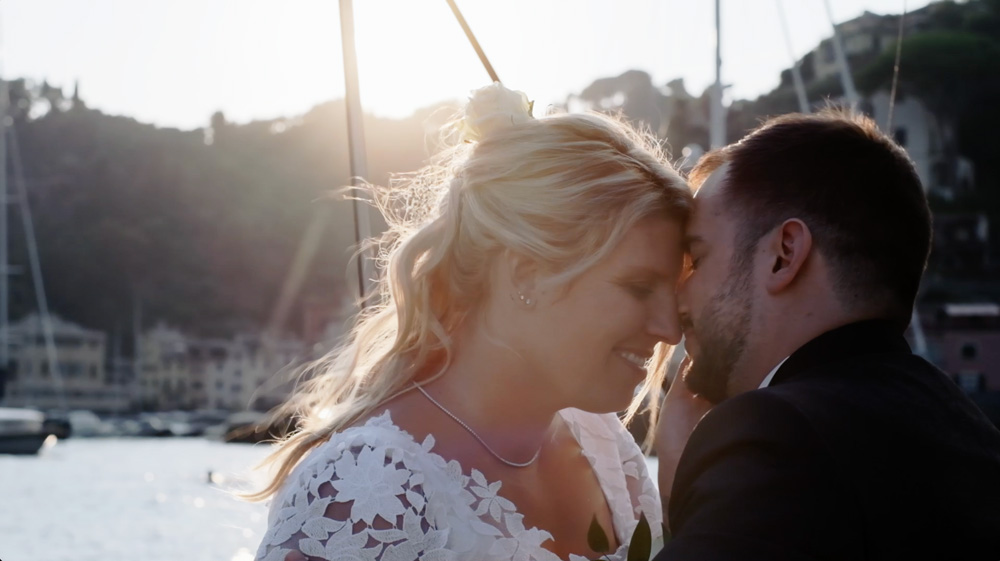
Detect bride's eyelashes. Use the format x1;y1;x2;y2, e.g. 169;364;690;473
613;279;656;301
627;284;655;300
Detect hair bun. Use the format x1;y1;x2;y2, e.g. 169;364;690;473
459;82;534;142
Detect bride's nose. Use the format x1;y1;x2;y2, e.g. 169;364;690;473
648;296;682;345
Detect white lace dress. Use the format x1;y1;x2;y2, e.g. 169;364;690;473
254;408;662;561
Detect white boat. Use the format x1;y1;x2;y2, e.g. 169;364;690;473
66;410;116;437
0;407;49;455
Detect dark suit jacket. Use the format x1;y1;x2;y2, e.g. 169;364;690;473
657;320;1000;560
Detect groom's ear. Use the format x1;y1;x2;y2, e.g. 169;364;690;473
763;218;813;294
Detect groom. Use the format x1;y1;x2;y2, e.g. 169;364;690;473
654;110;1000;560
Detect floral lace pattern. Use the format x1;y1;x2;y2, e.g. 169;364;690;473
255;409;661;561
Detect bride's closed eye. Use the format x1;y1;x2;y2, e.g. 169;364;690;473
614;277;657;301
625;283;655;300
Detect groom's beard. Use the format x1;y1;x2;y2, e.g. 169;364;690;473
684;266;753;404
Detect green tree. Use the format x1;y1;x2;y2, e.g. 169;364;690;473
858;31;1000;208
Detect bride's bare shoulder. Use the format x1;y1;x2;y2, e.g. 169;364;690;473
354;388;485;467
348;389;441;440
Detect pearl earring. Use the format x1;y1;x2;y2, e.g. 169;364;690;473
518;292;533;306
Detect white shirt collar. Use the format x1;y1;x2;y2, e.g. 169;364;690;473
758;356;790;389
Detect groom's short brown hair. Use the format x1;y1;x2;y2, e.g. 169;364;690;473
689;109;932;328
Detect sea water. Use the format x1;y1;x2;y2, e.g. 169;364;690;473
0;438;272;561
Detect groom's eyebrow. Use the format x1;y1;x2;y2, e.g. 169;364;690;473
683;235;705;252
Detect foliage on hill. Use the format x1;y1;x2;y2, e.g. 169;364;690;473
7;84;455;338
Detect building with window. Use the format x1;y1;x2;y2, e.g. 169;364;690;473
138;323;193;410
1;313;127;412
138;324;305;411
923;303;1000;393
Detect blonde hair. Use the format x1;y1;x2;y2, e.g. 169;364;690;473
247;104;692;501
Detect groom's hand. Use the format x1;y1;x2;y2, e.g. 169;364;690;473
654;357;713;530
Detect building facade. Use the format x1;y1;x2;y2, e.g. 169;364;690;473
1;313;127;412
138;324;305;412
922;303;1000;392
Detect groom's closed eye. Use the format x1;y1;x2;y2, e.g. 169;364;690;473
681;253;703;277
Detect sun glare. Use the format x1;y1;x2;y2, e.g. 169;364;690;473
352;0;497;118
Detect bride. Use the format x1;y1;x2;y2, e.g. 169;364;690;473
252;83;692;561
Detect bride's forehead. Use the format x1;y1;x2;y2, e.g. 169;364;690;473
601;223;681;266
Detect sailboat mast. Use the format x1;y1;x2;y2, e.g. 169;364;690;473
709;0;726;149
339;0;374;305
776;0;810;113
822;0;860;106
133;293;142;411
0;67;9;376
9;126;67;411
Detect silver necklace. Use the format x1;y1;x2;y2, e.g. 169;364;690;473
414;384;542;468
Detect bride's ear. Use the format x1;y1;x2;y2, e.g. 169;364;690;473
764;219;813;294
503;250;540;306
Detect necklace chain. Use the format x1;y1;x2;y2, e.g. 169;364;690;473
414;384;542;468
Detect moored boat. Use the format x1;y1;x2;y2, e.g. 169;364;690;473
0;407;49;455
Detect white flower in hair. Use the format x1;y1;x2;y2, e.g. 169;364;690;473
460;82;534;142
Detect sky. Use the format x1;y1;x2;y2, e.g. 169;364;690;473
1;0;932;130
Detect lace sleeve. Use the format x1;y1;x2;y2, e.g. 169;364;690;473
563;409;663;553
610;414;663;538
254;436;456;561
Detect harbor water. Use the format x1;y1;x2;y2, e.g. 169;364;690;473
0;438;274;561
0;438;660;561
